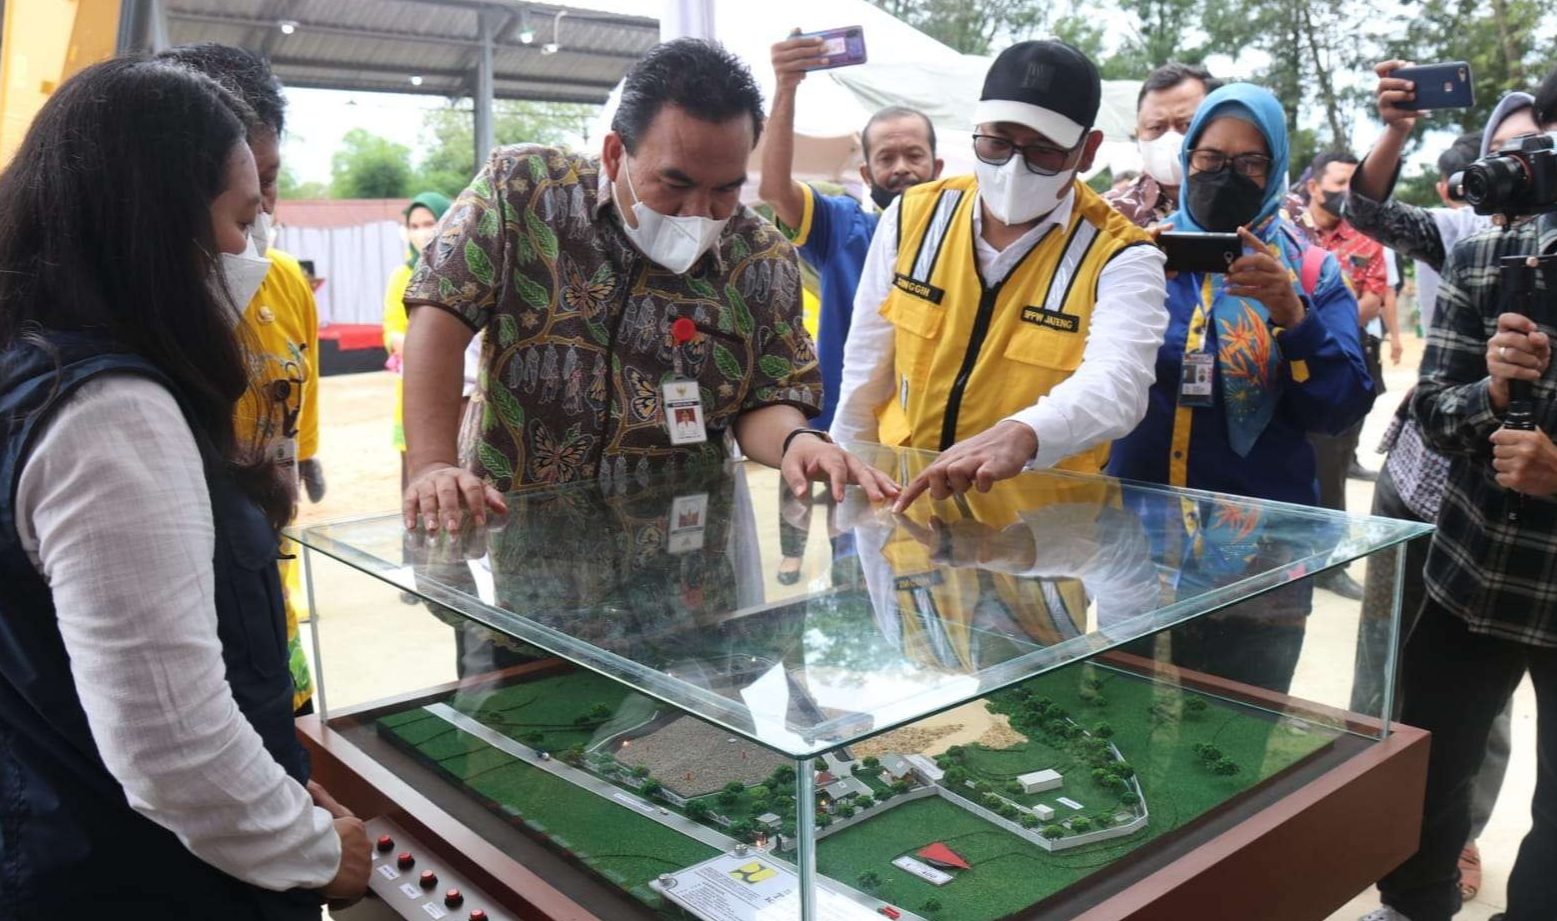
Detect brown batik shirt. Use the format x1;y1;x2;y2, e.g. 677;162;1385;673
405;145;822;491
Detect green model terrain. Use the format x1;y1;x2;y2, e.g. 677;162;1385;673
814;665;1339;921
376;662;1338;921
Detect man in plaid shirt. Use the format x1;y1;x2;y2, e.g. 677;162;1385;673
1369;192;1557;920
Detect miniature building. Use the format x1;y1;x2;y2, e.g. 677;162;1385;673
1031;804;1056;821
904;753;944;784
822;775;872;804
756;812;781;828
877;753;913;782
915;842;971;871
1018;769;1063;794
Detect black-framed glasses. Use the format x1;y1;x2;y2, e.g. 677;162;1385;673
1188;148;1273;179
972;134;1077;175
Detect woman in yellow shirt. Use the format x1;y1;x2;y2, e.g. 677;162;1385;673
384;192;451;489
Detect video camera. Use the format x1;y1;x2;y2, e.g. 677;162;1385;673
1448;133;1557;219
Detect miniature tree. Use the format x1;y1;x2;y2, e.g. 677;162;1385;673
1185;697;1209;718
521;731;545;746
632;765;652;778
855;796;874;810
921;897;943;916
861;756;881;771
1088;694;1108;708
1091;768;1111;785
560;747;584;767
642;780;663;797
1213;757;1241;776
1112;761;1135;778
837;804;856;819
934;754;953;770
998;803;1020;820
876;785;896;800
974;780;993;795
781;821;797;839
946;744;965;759
1121;791;1140;807
749;785;770;801
717;791;739;809
685;800;711;820
857;870;881;891
1020;812;1040;828
892;780;910;795
1092;812;1114;829
817;813;833;827
772;765;796;785
587;703;612;721
1070;817;1092;833
982;793;1003;810
1092;722;1115;739
749;799;772;816
943;767;969;787
1041;824;1066;840
1046;719;1069;737
730;819;754;840
1005;780;1024;796
724;781;746;795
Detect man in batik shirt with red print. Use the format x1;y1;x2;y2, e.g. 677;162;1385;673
1291;148;1388;600
398;39;897;533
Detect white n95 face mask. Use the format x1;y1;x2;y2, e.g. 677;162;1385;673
617;158;729;274
973;156;1075;225
1138;130;1185;188
250;210;274;257
216;236;272;328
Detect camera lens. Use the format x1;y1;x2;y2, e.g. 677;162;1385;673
1462;157;1528;209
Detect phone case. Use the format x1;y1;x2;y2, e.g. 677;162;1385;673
1159;234;1242;274
1392;63;1474;110
797;27;867;70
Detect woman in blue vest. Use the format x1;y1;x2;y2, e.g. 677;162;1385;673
0;58;369;915
1107;84;1374;695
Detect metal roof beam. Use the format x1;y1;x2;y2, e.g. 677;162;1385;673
265;55;621;89
165;9;648;58
276;76;607;105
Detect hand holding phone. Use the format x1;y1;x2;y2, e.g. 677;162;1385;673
794;26;867;71
1387;61;1474;112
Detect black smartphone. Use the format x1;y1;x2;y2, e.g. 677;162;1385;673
796;26;867;70
1390;62;1474;111
1158;232;1242;274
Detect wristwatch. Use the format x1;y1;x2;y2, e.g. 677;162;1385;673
781;428;833;457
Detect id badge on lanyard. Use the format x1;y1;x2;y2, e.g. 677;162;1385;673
663;317;708;445
1179;275;1216;408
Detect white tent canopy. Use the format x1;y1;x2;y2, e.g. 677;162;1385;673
591;0;1144;195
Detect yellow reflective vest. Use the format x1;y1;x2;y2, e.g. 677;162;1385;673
875;175;1151;473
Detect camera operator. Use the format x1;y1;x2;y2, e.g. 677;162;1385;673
1363;87;1557;921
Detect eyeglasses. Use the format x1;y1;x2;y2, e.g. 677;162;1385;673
972;134;1078;175
1187;148;1273;179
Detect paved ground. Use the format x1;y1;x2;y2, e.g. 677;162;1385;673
316;331;1539;921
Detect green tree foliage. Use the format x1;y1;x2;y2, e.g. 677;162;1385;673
856;795;875;809
414;100;597;198
685;800;711;820
1042;824;1066;839
277;163;327;200
329;128;412;199
870;0;1044;55
858;870;881;890
1020;812;1040;828
1070;816;1093;833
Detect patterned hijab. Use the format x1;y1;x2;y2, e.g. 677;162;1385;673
1166;84;1303;457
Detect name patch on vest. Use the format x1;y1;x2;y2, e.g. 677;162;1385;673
894;571;945;591
1021;305;1080;332
893;273;944;304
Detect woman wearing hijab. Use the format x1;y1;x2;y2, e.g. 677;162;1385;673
1108;83;1374;504
1106;84;1375;696
384;192;452;489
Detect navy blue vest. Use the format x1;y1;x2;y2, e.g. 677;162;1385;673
0;334;318;919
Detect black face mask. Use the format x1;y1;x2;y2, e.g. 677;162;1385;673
1186;167;1267;231
1318;188;1347;217
869;183;900;210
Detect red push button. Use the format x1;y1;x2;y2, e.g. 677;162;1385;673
419;870;438;889
397;852;415;870
377;835;394;853
444;888;464;907
469;912;488;921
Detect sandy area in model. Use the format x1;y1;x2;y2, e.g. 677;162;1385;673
851;700;1027;760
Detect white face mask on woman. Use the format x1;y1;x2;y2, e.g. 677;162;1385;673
216;235;271;329
616;157;729;274
973;155;1076;225
1137;130;1186;188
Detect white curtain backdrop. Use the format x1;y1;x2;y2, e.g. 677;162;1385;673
275;221;405;327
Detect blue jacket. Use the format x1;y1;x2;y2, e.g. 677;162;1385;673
0;333;316;919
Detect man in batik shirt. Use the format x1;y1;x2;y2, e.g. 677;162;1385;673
399;39;896;530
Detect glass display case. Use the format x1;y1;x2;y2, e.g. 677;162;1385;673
293;445;1433;921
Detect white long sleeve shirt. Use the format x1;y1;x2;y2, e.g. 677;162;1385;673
830;190;1168;469
15;374;341;892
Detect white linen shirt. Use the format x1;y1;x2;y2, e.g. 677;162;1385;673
15;374;341;892
830;188;1168;470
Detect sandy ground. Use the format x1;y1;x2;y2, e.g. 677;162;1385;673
311;335;1539;921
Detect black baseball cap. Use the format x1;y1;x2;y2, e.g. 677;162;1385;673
974;40;1101;148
